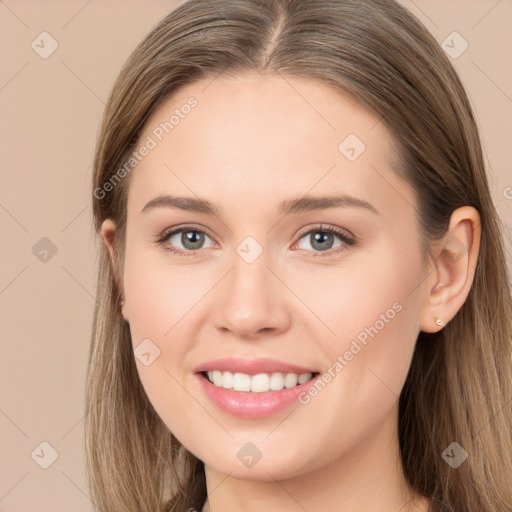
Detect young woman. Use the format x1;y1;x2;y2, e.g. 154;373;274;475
85;1;512;511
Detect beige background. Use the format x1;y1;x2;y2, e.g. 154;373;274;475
0;1;511;510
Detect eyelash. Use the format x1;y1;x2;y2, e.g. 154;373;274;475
155;224;357;259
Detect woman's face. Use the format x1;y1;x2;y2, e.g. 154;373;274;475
104;72;433;480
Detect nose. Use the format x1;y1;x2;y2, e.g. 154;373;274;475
211;250;292;340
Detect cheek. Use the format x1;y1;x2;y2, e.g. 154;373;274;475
121;250;205;429
122;241;206;341
287;245;421;343
298;245;422;399
121;243;215;397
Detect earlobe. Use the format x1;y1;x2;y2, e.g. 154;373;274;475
419;206;481;333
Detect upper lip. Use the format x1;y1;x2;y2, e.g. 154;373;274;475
193;357;318;376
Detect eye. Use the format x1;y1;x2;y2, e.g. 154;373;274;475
292;224;356;258
155;223;357;258
156;225;215;257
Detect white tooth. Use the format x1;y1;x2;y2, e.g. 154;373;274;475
212;370;223;386
251;373;270;393
233;372;251;392
269;372;285;391
208;370;309;391
298;372;312;385
284;373;298;388
221;371;234;389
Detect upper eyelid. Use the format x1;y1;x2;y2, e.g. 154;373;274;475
161;223;214;238
295;224;353;239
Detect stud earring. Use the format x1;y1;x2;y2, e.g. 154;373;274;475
435;318;444;327
120;300;126;306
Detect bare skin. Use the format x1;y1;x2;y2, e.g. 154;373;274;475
101;71;480;512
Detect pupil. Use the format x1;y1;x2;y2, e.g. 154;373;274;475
312;232;333;251
183;231;204;249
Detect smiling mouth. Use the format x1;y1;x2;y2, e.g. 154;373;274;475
200;370;320;393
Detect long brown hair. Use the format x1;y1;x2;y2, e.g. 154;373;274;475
86;1;512;511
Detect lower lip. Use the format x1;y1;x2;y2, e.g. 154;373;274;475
195;372;320;419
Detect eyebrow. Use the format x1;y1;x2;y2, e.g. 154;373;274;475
140;193;380;216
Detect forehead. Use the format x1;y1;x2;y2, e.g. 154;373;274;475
127;72;414;219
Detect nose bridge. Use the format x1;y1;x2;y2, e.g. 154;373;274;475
231;245;271;301
211;237;291;337
228;229;273;296
228;243;275;314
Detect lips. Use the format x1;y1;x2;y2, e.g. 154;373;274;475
193;357;318;376
195;370;321;418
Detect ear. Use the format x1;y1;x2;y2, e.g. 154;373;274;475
419;206;481;333
100;218;128;322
